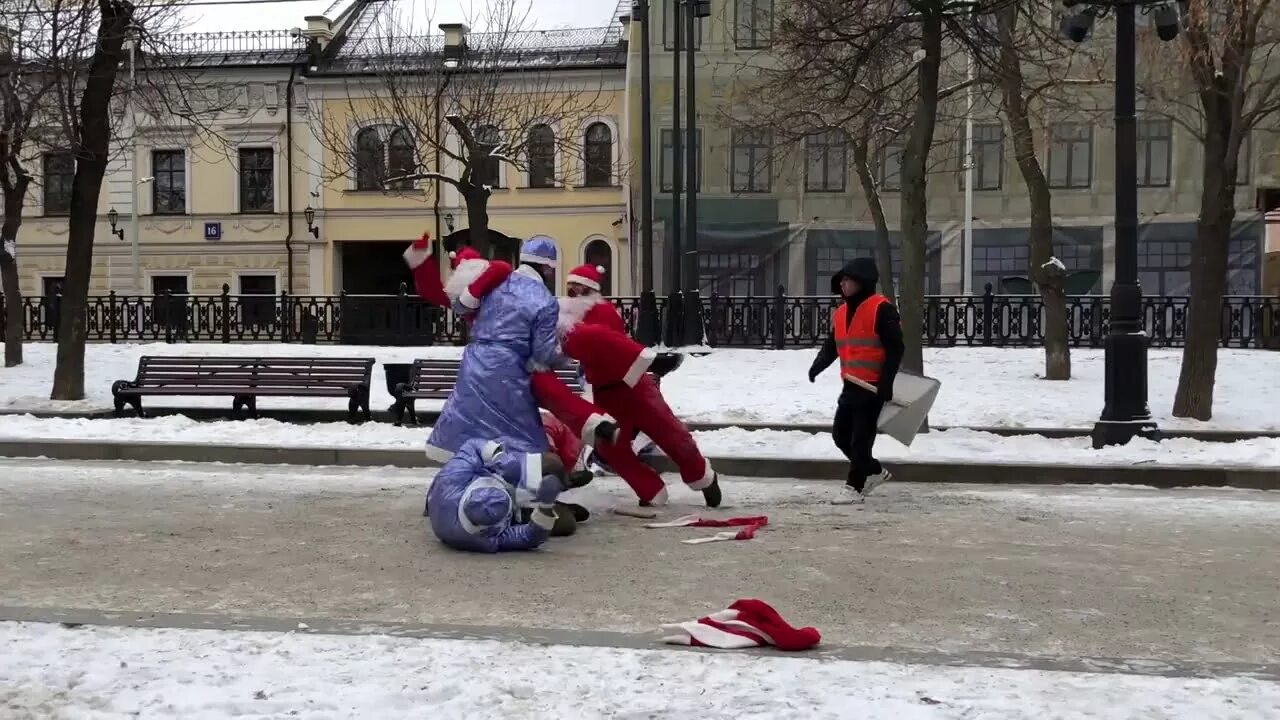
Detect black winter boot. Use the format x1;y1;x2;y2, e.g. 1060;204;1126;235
701;473;722;508
649;352;684;379
566;469;594;489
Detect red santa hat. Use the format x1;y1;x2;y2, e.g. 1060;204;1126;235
566;264;606;292
661;599;821;651
449;245;483;270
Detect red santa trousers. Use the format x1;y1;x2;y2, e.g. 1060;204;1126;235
592;374;714;504
530;370;612;453
541;410;583;473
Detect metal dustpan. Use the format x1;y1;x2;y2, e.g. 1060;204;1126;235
847;371;941;447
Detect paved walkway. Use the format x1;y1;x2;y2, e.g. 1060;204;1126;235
1;457;1277;667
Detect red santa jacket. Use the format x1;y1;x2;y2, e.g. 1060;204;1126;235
556;294;625;336
402;235;511;315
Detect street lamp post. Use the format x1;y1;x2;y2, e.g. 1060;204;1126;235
1061;0;1181;447
632;0;660;345
681;0;710;346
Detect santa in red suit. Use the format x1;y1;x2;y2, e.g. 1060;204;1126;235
558;264;722;509
402;233;618;451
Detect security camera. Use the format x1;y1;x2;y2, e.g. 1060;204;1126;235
139;176;154;184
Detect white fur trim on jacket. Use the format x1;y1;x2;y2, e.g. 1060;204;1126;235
557;294;605;337
443;258;491;304
530;507;557;531
623;346;657;387
403;243;432;270
685;459;715;491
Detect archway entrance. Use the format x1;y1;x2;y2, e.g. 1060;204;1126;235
583;238;613;295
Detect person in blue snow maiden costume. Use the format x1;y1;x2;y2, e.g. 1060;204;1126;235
423;235;569;463
428;438;588;552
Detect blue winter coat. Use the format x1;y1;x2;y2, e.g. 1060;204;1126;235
426;265;562;461
427;438;564;553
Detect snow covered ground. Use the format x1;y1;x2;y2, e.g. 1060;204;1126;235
2;413;1278;467
2;342;1278;430
2;622;1276;719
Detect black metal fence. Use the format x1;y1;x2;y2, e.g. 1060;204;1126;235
4;283;1277;349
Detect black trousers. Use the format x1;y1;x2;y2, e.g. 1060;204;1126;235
832;382;884;491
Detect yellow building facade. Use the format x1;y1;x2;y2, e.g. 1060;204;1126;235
10;0;632;304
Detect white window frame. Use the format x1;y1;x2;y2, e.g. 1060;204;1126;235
347;120;420;192
232;139;282;214
232;269;282;296
523;118;563;189
145;270;195;296
145;147;193;215
579;116;621;187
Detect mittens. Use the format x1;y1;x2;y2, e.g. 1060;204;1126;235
413;232;431;249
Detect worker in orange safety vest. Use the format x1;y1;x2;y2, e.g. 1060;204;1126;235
807;257;904;505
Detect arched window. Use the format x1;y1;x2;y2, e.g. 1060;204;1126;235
386;128;416;190
583;123;613;187
527;124;556;188
583;238;613;295
474;125;503;188
354;127;385;191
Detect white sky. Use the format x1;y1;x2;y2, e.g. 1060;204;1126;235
170;0;619;35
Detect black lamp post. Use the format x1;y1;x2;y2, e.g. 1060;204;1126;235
681;0;711;347
631;1;660;346
107;207;124;240
1061;0;1181;447
303;205;320;239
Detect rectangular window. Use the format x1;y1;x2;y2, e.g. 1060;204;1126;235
1047;122;1092;189
660;128;702;193
1136;118;1172;188
663;0;704;50
731;128;772;193
42;152;75;216
805;130;848;193
238;148;274;212
880;144;903;192
238;273;278;327
735;0;773;49
960;123;1003;191
152;150;186;214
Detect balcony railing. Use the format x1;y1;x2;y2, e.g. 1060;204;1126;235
4;283;1278;349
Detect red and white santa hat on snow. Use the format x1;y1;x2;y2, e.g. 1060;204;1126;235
566;263;607;292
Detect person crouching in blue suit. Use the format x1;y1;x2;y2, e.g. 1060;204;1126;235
427;438;587;553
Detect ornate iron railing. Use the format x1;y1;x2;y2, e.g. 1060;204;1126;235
3;283;1277;349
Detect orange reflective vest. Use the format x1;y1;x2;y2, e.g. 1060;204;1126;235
834;295;888;383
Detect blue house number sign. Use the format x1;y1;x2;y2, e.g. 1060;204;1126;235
204;222;222;241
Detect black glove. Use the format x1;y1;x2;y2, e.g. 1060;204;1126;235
808;367;819;383
877;381;895;403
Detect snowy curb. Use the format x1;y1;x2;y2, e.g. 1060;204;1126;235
3;438;1278;489
2;605;1276;682
3;407;1279;443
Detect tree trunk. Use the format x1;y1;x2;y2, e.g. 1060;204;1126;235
852;134;897;305
997;6;1070;380
463;185;495;258
51;2;132;400
1174;110;1236;420
1;178;28;367
896;15;943;374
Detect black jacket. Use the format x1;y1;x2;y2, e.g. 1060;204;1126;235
809;257;905;392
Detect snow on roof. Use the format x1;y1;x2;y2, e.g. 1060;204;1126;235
164;0;358;35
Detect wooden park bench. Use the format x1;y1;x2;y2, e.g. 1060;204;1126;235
111;356;376;422
391;358;583;426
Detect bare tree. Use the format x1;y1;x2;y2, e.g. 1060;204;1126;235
312;0;619;258
1137;0;1280;420
18;0;235;399
0;2;58;367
